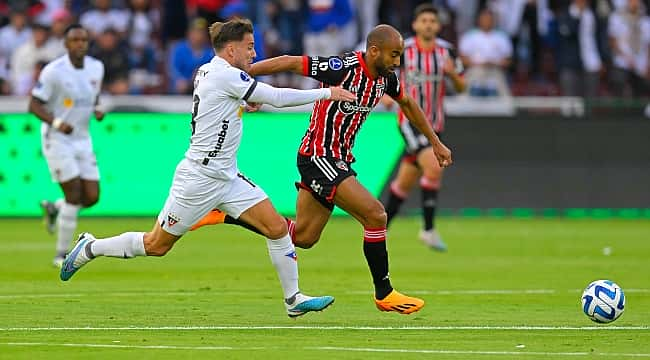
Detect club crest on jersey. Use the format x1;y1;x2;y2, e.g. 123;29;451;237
167;213;180;227
328;58;343;70
285;251;298;261
63;98;74;108
335;160;348;171
240;72;251;82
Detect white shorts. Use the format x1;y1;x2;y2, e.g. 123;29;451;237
42;136;99;183
157;159;268;236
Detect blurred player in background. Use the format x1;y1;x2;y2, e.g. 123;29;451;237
193;24;453;315
383;4;466;251
28;24;105;268
60;18;356;317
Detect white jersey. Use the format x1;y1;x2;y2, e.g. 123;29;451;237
32;55;104;140
185;56;258;180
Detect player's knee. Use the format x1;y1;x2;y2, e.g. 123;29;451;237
81;194;99;208
63;192;82;205
420;175;441;190
364;201;387;228
294;236;319;249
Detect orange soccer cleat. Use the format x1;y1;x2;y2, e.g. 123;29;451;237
374;290;425;315
190;209;226;231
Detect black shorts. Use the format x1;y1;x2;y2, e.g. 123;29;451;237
399;121;443;156
296;154;357;211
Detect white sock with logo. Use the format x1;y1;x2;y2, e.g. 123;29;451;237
90;232;146;258
56;202;80;257
266;234;299;300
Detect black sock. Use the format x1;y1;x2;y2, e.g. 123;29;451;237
363;237;393;300
224;215;264;236
421;188;438;231
385;191;405;227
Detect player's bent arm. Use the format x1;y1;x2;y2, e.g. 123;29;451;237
248;55;304;76
28;96;73;134
448;71;466;93
246;81;331;107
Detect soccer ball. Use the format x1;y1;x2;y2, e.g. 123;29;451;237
581;280;625;323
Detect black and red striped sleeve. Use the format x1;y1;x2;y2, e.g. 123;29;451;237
302;55;348;86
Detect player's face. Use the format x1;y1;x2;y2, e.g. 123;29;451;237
373;39;404;77
65;28;89;59
412;12;440;41
231;33;256;72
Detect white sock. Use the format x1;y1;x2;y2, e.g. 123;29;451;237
90;232;146;258
56;202;80;257
54;198;65;210
267;234;300;300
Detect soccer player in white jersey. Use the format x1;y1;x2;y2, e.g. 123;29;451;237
60;18;356;317
28;24;105;268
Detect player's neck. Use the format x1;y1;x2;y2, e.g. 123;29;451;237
416;35;436;51
362;53;379;79
68;54;84;69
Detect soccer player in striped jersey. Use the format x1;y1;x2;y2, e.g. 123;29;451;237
193;24;453;314
383;4;466;251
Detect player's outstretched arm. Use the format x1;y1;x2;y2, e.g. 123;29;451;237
249;55;304;77
246;82;355;108
396;94;452;167
28;96;73;134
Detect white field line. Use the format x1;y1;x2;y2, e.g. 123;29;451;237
2;342;650;357
2;288;649;299
1;325;649;331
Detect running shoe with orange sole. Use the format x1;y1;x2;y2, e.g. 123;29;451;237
375;290;425;314
190;209;226;231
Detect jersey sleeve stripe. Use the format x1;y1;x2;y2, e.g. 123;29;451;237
242;80;258;101
302;56;309;76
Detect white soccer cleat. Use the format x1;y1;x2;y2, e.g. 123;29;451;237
419;229;447;252
60;232;96;281
285;293;335;318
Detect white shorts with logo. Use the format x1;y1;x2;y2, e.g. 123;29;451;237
157;158;268;236
42;135;99;183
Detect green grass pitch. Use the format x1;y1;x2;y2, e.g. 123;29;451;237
1;217;649;359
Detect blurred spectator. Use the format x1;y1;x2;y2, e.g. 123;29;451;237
90;28;130;94
10;23;63;95
608;0;650;96
49;8;72;52
355;0;379;39
127;0;161;94
34;0;66;26
0;10;32;94
186;0;229;25
302;0;355;88
161;0;188;42
167;17;213;94
459;9;513;96
555;0;602;97
220;0;265;60
80;0;130;39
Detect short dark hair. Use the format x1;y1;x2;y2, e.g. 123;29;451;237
413;3;438;20
64;23;85;37
209;18;254;51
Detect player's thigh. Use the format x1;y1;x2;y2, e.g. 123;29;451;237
157;160;225;236
80;179;99;207
237;198;287;239
58;177;83;204
334;176;386;227
294;188;332;244
42;139;81;185
416;146;443;181
394;156;421;191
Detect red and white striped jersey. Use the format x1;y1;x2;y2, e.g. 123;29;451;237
398;37;462;133
299;51;404;163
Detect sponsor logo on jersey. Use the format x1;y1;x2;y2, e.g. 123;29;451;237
240;72;251;82
207;119;230;157
338;101;372;115
311;57;320;75
167;213;180;227
335;160;348;171
328;58;343;70
63;98;74;108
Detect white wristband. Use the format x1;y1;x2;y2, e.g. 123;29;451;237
52;118;63;130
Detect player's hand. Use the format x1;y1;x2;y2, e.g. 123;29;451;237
94;110;105;121
433;141;453;168
245;102;262;112
380;94;395;109
328;87;357;102
443;57;456;74
52;118;73;134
